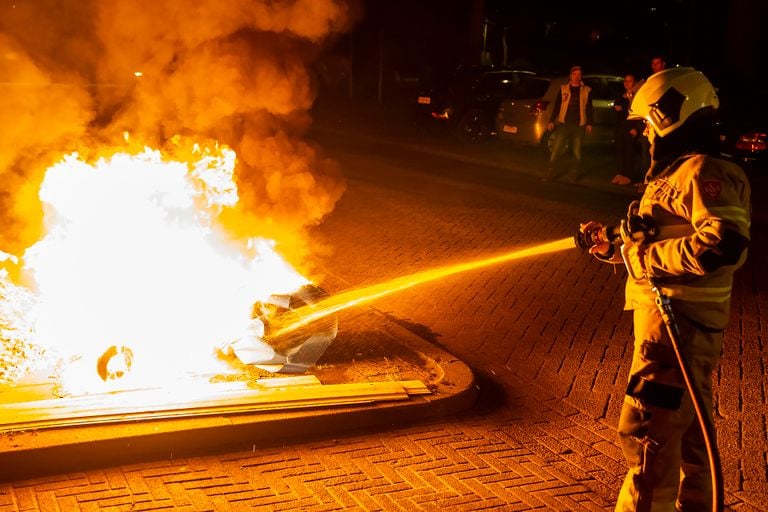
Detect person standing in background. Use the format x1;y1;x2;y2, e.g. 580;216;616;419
611;73;644;186
638;55;669;175
651;55;667;74
543;65;594;182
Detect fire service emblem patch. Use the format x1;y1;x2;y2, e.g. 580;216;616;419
701;179;722;199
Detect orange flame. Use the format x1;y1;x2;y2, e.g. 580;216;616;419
1;143;310;390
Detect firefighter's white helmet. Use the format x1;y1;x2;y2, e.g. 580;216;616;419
629;67;719;137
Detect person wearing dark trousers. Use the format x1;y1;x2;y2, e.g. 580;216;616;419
543;65;593;182
611;73;644;186
637;56;668;179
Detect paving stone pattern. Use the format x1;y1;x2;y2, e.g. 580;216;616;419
1;139;765;511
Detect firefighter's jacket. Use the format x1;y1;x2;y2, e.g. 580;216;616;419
624;154;751;330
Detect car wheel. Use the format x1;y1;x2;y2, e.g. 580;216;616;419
456;109;490;143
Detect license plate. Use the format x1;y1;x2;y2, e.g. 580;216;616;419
417;96;431;105
503;125;518;133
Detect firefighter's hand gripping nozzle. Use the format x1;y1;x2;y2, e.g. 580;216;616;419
575;210;658;265
574;223;621;251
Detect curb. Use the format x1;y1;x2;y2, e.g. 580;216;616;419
0;315;476;482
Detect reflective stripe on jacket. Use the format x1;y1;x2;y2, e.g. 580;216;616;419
624;154;751;329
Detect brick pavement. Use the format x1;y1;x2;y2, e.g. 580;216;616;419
1;131;766;510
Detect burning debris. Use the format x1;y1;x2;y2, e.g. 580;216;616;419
96;345;133;382
0;256;49;385
218;284;338;373
0;1;354;390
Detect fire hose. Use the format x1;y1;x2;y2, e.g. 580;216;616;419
575;221;724;512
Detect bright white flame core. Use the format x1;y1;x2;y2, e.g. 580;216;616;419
14;146;308;384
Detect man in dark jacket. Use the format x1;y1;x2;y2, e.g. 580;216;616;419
611;73;644;186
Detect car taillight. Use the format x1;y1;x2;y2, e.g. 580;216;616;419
529;100;549;116
735;131;767;152
431;111;450;121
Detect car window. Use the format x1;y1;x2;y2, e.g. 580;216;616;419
584;77;623;100
478;72;522;97
582;78;607;99
477;73;550;99
514;77;551;99
605;78;625;98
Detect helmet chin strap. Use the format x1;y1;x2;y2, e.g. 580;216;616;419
650;133;675;162
645;131;696;179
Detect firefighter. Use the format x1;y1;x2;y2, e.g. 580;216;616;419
580;67;751;511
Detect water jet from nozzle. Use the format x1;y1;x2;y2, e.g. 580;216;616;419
268;237;576;339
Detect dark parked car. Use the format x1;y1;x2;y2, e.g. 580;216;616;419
414;66;536;142
717;88;768;176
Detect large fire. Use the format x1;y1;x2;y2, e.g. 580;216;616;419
0;142;312;391
0;0;355;402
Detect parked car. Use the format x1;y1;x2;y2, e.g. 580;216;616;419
717;88;768;176
494;74;625;149
414;66;537;142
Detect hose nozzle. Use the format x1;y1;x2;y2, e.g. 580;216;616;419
574;224;620;250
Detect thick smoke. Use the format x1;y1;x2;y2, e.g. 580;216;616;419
0;0;353;268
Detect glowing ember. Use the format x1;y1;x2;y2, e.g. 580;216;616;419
0;144;309;390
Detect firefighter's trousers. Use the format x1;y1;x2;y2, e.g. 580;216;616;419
615;307;722;512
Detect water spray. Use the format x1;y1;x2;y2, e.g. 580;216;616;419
267;237;576;339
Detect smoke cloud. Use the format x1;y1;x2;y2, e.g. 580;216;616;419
0;0;353;267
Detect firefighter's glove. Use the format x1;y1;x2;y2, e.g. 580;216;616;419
620;219;649;280
580;221;622;264
622;200;657;244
